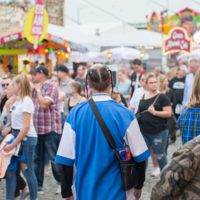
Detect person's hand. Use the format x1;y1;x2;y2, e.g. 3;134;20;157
148;104;155;115
2;127;11;136
63;196;74;200
5;95;17;106
181;106;185;112
3;143;15;153
134;189;142;200
34;83;42;91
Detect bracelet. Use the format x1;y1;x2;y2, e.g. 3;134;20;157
153;111;156;116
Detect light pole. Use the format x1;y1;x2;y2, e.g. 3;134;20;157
161;10;167;70
107;48;112;65
140;46;146;59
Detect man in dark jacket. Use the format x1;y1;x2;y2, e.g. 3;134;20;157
131;59;145;97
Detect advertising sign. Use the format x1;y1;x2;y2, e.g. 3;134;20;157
163;27;192;55
31;0;45;36
0;32;22;45
193;29;200;44
24;4;49;45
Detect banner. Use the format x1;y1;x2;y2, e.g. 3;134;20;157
0;32;22;45
163;27;192;55
31;0;45;36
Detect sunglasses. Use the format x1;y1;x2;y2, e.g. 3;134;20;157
2;83;9;87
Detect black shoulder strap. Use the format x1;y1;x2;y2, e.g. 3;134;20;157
88;98;116;150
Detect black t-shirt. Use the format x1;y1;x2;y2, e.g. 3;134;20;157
165;89;176;107
0;96;7;114
169;77;185;104
137;93;170;134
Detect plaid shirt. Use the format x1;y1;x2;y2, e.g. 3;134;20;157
33;80;62;135
178;107;200;144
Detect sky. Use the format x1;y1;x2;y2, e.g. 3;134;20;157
1;0;200;25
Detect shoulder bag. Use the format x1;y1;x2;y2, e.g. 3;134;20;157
88;98;138;191
136;93;160;123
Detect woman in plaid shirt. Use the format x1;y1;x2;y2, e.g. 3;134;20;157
178;69;200;144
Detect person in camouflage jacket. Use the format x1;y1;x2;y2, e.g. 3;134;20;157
151;134;200;200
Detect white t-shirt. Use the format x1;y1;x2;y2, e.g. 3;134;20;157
134;74;140;91
10;96;37;137
130;87;148;114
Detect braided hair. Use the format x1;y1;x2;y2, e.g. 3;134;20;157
85;64;113;98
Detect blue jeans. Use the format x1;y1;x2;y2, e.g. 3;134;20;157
6;131;38;200
5;168;17;200
34;131;61;188
142;129;168;170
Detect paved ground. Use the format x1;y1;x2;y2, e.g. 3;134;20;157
0;136;182;200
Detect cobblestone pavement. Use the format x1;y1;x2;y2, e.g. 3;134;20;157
0;136;182;200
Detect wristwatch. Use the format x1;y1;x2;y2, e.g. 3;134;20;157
36;89;41;93
153;111;156;116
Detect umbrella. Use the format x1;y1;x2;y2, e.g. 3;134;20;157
93;47;149;62
177;49;200;62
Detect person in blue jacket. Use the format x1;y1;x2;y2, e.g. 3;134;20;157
55;64;150;200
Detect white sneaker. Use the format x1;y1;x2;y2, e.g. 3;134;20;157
151;167;160;177
55;185;61;195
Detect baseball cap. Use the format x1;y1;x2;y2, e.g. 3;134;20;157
30;65;49;76
54;65;68;73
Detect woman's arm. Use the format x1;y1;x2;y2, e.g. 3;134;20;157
66;98;69;114
123;94;130;100
3;113;31;152
5;95;18;122
148;105;172;118
60;91;66;102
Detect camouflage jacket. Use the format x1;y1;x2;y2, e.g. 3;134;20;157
151;135;200;200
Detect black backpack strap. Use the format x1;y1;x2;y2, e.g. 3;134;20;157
88;98;116;150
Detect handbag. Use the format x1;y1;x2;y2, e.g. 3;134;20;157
13;141;23;157
12;129;23;157
136;93;160;123
88;98;138;191
170;113;179;137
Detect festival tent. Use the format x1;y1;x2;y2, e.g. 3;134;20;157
65;23;167;48
69;47;149;62
176;49;200;62
67;22;137;37
47;24;114;46
107;30;168;48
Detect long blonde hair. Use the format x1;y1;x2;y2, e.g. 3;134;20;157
187;69;200;109
14;72;33;102
157;74;169;92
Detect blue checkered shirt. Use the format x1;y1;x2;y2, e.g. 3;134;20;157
178;107;200;144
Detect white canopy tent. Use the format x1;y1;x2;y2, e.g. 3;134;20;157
94;47;149;62
176;49;200;62
67;22;137;37
47;24;114;46
69;47;149;62
107;30;168;48
48;23;167;48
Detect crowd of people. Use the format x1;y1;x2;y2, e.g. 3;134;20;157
0;57;200;200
